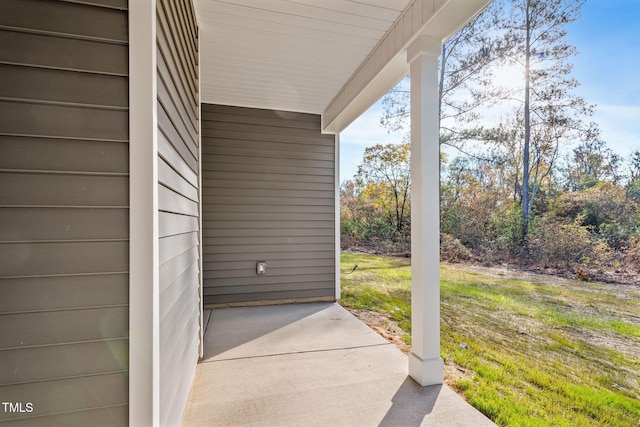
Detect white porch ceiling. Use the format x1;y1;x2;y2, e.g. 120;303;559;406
194;0;411;115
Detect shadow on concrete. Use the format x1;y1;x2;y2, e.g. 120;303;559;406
378;379;441;427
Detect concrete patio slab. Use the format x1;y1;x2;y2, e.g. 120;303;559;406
182;302;495;427
203;302;387;361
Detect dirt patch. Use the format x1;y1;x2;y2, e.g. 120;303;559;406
448;262;640;299
347;246;640;287
447;259;640;288
347;306;475;392
444;361;474;392
345;307;411;354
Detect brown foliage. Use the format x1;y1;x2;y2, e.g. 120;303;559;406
441;233;474;262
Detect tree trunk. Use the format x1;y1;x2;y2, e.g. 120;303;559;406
439;43;446;126
521;3;532;248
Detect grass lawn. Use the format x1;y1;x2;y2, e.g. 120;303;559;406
340;251;640;427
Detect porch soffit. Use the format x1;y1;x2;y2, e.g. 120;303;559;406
194;0;493;133
194;0;411;115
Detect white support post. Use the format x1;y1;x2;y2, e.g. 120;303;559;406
335;133;341;300
129;0;159;424
407;35;444;387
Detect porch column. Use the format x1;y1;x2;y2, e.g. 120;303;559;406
407;35;444;386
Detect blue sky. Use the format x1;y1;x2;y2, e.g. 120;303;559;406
339;0;640;183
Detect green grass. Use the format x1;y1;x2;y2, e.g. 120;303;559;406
340;251;640;427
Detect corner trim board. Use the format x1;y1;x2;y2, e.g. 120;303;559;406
129;0;160;425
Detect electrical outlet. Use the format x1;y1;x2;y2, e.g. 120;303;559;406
256;261;267;275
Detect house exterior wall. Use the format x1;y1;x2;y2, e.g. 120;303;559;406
156;0;201;425
0;0;130;425
201;104;336;304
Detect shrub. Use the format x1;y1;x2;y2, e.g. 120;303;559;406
626;237;640;265
488;204;523;256
528;215;597;268
441;233;473;262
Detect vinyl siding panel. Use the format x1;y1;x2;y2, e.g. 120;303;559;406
0;0;128;42
0;29;128;76
0;208;128;241
0;100;128;141
0;274;128;314
0;406;128;427
0;374;128;426
201;104;336;304
159;211;199;238
0;64;128;108
0;136;129;173
0;241;128;277
208;288;334;304
0;307;128;349
0;173;128;207
0;339;128;386
205;251;334;263
204;170;334;184
202;143;335;161
202;135;335;152
0;1;129;425
156;0;200;425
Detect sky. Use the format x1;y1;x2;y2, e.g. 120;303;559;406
338;0;640;183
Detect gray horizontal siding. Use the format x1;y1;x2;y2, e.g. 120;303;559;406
0;374;128;426
204;201;335;212
204;258;334;271
203;170;334;184
202;153;334;169
0;307;128;349
0;1;128;425
201;104;336;304
203;143;335;161
0;0;128;42
204;221;334;232
202;135;335;152
0;406;128;427
156;0;200;425
0;100;128;141
204;251;334;263
0;136;128;173
0;274;128;314
0;208;128;241
0;339;128;385
0;29;128;76
0;241;128;277
0;172;128;207
206;288;334;304
0;64;128;108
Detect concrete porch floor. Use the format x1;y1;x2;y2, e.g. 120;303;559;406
181;302;495;426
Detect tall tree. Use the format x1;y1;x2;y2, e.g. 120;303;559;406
380;0;510;148
377;0;596;252
502;0;593;243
